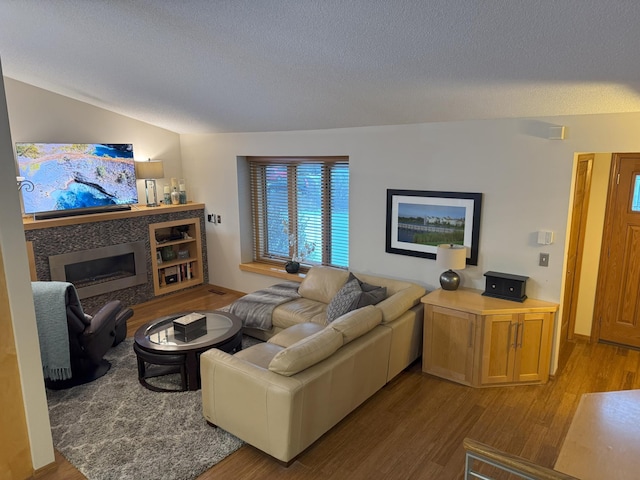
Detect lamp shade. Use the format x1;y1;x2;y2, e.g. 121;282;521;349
135;159;164;179
436;244;467;270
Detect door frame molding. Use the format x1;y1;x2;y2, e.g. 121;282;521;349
563;154;593;344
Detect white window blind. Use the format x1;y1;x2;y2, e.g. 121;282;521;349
249;156;349;269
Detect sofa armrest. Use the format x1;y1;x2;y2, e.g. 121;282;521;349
201;349;305;462
83;301;122;336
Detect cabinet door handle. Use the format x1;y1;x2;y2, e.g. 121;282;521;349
508;323;514;349
517;322;524;348
468;321;474;348
511;322;519;349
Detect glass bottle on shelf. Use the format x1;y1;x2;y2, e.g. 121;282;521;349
171;186;180;205
163;184;171;205
179;179;187;204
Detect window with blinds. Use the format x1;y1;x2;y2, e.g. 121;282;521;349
248;156;349;269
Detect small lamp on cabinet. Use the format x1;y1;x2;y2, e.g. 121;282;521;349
135;159;165;207
436;244;467;291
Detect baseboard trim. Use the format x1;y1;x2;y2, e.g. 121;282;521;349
572;333;591;343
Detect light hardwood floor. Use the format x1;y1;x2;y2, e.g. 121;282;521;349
36;285;638;479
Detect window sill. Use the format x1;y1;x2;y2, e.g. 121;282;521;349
239;262;306;282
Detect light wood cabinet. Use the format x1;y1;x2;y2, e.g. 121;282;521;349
423;304;478;386
422;288;557;387
149;217;204;296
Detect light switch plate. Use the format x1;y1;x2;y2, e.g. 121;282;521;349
539;253;549;267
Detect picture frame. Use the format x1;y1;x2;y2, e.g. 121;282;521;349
156;251;163;265
385;189;482;265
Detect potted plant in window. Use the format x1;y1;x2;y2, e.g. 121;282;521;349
284;225;315;274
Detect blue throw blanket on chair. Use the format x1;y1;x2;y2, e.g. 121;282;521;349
32;281;75;381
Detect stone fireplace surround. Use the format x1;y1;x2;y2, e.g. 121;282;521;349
24;203;208;312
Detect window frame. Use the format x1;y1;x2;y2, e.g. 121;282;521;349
248;156;349;270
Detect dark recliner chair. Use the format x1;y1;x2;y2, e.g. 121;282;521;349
33;281;133;390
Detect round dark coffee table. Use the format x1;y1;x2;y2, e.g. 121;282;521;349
134;310;242;391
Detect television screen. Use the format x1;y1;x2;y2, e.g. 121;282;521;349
16;143;138;215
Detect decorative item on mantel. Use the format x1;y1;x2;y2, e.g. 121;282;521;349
436;244;467;290
179;179;187;204
170;177;180;205
135;159;164;207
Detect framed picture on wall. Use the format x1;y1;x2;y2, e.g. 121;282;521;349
385;189;482;265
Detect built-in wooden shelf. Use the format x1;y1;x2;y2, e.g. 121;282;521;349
150;218;204;296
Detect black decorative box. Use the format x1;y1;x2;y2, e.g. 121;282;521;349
482;271;529;302
173;312;207;342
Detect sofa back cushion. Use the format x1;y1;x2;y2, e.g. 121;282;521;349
329;305;382;344
298;266;350;304
268;327;343;376
353;273;426;323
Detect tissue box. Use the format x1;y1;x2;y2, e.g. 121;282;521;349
173;312;207;342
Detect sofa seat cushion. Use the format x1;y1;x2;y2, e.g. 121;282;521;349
234;342;284;369
297;266;350;304
330;305;382;344
272;298;328;330
268;322;325;348
268;328;344;376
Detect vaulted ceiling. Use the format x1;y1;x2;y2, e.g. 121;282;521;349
1;1;639;134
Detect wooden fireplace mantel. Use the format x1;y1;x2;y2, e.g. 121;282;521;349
22;202;205;230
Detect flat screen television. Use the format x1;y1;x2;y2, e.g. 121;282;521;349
16;143;138;219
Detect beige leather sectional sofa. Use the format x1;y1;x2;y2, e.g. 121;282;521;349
200;266;426;463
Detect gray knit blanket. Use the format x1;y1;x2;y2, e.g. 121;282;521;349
32;281;75;381
228;281;301;330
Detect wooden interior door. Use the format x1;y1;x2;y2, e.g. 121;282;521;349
560;154;593;350
596;153;640;347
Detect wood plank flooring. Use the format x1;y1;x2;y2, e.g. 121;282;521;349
36;285;639;480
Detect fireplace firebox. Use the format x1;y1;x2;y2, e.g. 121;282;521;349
49;241;147;299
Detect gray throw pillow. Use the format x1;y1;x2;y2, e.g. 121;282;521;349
356;281;387;308
326;275;362;322
326;273;387;322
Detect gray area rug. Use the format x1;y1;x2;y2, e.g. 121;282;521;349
46;336;259;480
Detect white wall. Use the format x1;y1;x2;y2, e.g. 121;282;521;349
181;114;640;371
2;78;184;470
4;78;183;203
180;119;603;296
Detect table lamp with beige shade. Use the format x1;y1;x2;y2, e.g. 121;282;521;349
436;244;467;290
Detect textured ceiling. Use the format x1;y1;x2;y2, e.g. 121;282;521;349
1;0;640;134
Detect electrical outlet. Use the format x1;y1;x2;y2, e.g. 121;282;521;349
217;215;221;224
539;253;549;267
